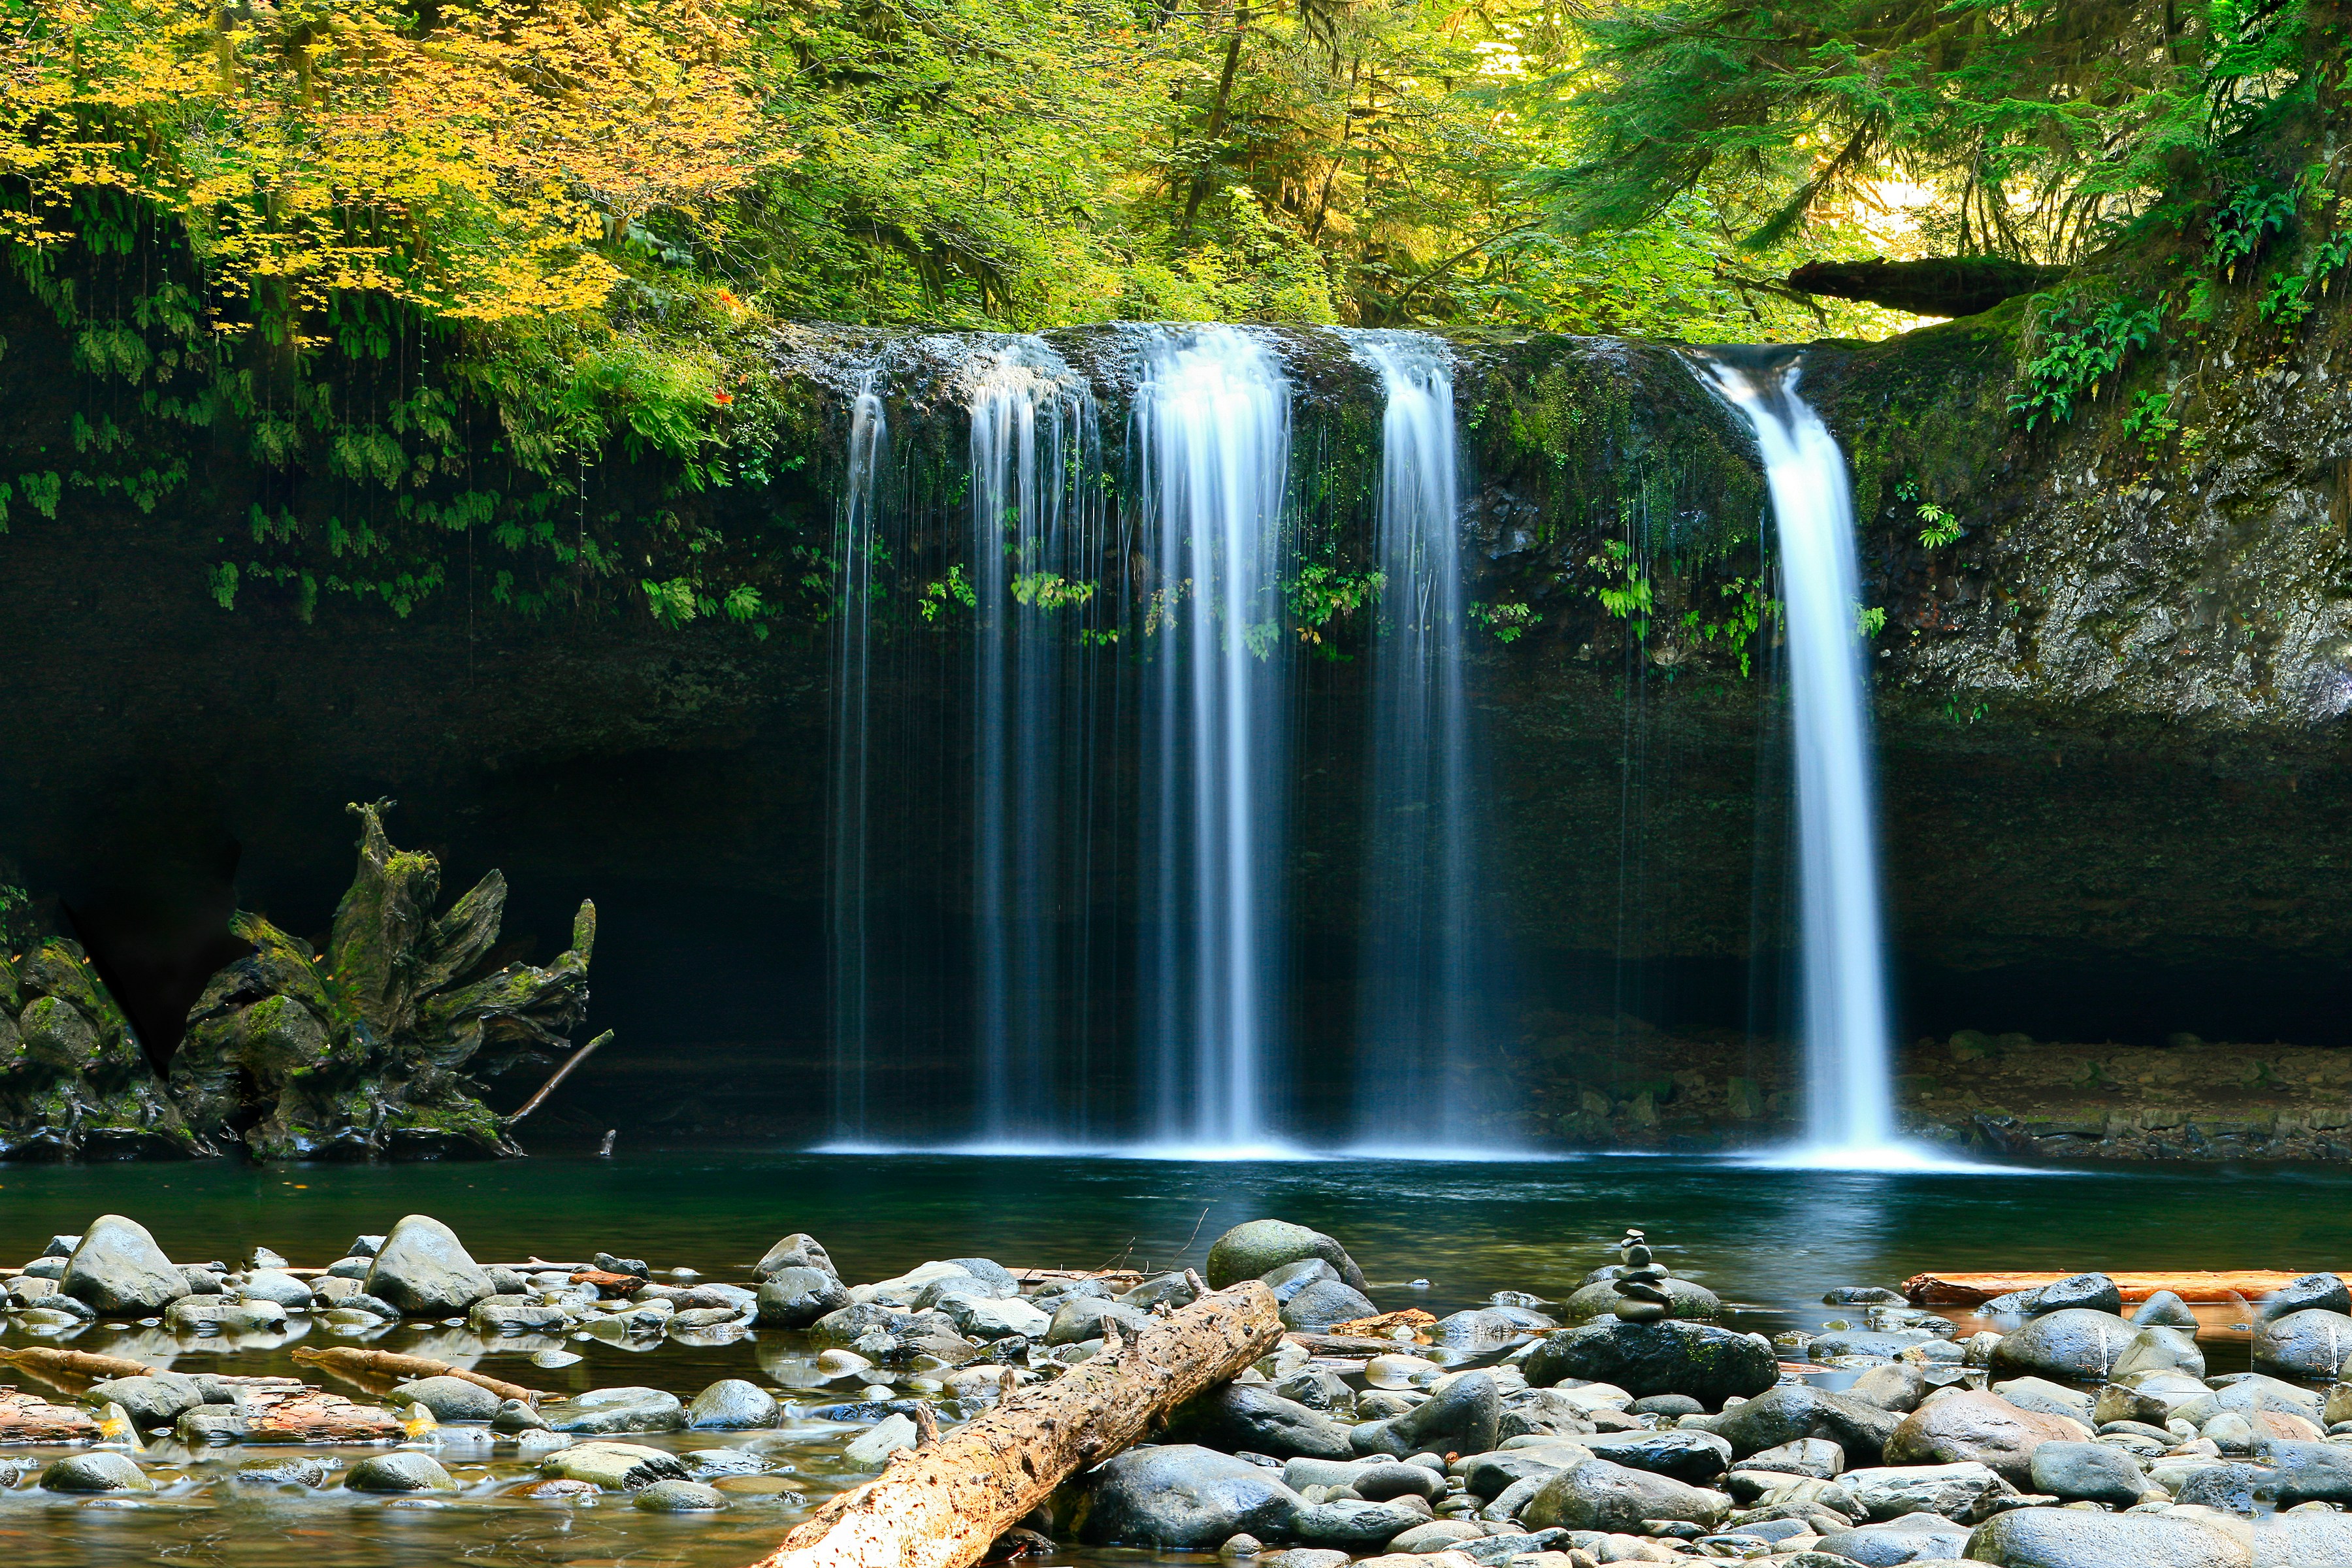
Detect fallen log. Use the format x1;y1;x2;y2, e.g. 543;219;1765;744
1326;1309;1435;1342
0;1347;157;1384
291;1346;547;1405
745;1281;1280;1568
1007;1267;1147;1291
0;1390;101;1443
240;1388;406;1445
1904;1269;2313;1306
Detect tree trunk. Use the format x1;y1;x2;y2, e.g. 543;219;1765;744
744;1281;1281;1568
1784;256;2066;318
291;1345;547;1405
1904;1269;2305;1305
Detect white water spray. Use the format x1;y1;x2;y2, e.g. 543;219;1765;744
1699;353;1903;1164
1134;327;1292;1152
828;368;888;1141
1341;330;1492;1145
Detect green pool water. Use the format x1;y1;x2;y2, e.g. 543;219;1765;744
0;1150;2342;1566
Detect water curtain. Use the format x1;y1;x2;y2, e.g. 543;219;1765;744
966;339;1107;1142
1133;327;1293;1151
828;367;889;1141
1698;351;1899;1158
1344;331;1490;1146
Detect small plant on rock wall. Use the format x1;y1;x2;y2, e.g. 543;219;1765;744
2122;390;2181;452
1586;538;1652;638
1470;600;1542;644
1898;479;1963;547
2008;293;2163;431
919;564;977;623
1678;576;1774;677
1284;562;1381;657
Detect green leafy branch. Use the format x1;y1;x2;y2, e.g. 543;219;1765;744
2008;295;2161;431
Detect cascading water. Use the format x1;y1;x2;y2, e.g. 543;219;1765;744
1340;330;1494;1147
1133;326;1293;1153
1697;351;1903;1164
965;339;1107;1143
828;368;889;1142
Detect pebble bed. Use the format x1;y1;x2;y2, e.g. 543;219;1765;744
4;1212;2351;1568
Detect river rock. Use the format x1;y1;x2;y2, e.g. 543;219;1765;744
1431;1307;1556;1345
85;1373;204;1429
238;1456;336;1487
2253;1308;2352;1380
1281;1458;1446;1502
2110;1325;2206;1381
1846;1362;1928;1413
1456;1444;1593;1500
1837;1461;2014;1522
635;1478;727;1511
2172;1462;2272;1513
1350;1370;1499;1457
346;1452;457;1493
1523;1320;1774;1406
684;1379;779;1429
1049;1296;1156;1346
1388;1520;1488;1553
1206;1221;1369;1294
1697;1384;1903;1463
1817;1511;1974;1566
1580;1428;1732;1483
1498;1386;1600;1441
236;1270;316;1309
1809;1330;1923;1361
1982;1274;2123;1318
2261;1439;2352;1505
1077;1444;1303;1548
1170;1383;1357;1460
1962;1507;2249;1567
1733;1437;1844;1480
1985;1309;2140;1382
757;1266;851;1328
1885;1390;2086;1485
362;1215;494;1315
473;1299;570;1335
1560;1277;1722;1324
546;1386;685;1434
809;1303;904;1343
2257;1511;2352;1568
42;1452;151;1492
1290;1499;1431;1547
2259;1273;2350;1320
1122;1272;1201;1312
1989;1377;2096;1424
941;1293;1052;1341
2131;1290;2202;1328
1518;1457;1729;1533
2095;1370;2209;1427
60;1215;189;1315
394;1375;500;1422
2027;1441;2149;1506
542;1441;689;1490
1282;1278;1380;1330
754;1232;836;1281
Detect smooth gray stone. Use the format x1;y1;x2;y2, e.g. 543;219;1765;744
42;1452;151;1492
1277;1369;1354;1413
61;1215;189;1315
1351;1371;1500;1458
2253;1309;2352;1380
753;1232;835;1281
684;1379;780;1430
1692;1384;1903;1463
1281;1278;1379;1331
1580;1428;1731;1483
1077;1444;1303;1548
808;1303;903;1343
1982;1275;2123;1318
1290;1498;1430;1546
1169;1383;1358;1460
2131;1290;2201;1329
1558;1276;1723;1325
361;1215;494;1316
237;1457;336;1487
1961;1507;2250;1567
1847;1362;1929;1413
634;1478;727;1511
545;1386;685;1434
1205;1221;1369;1294
394;1375;500;1422
1818;1512;1974;1567
237;1270;316;1308
2172;1462;2274;1514
84;1373;203;1429
1991;1378;2097;1425
1120;1272;1201;1313
1518;1458;1729;1533
1260;1260;1339;1303
1735;1437;1846;1480
1985;1309;2141;1382
1280;1458;1444;1503
182;1267;226;1296
1837;1461;2014;1522
1386;1520;1488;1553
1524;1320;1774;1406
2258;1273;2351;1321
1429;1307;1557;1346
2262;1439;2352;1505
1810;1330;1924;1360
346;1452;457;1493
1048;1296;1154;1346
1456;1446;1587;1501
757;1266;851;1328
2026;1441;2146;1506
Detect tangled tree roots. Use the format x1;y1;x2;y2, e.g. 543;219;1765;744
1;800;602;1161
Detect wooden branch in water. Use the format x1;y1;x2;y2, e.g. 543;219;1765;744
0;1347;157;1384
743;1281;1281;1568
291;1346;548;1405
502;1029;615;1126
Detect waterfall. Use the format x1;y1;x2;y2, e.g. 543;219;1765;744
1698;351;1901;1162
828;368;888;1141
965;338;1105;1142
1133;326;1293;1152
1341;330;1491;1147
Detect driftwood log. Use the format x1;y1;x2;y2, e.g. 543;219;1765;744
0;1347;157;1384
1784;256;2067;318
1905;1269;2310;1305
291;1346;547;1405
0;1390;100;1443
746;1281;1281;1568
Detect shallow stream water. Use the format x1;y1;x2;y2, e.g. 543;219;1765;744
1;1151;2343;1566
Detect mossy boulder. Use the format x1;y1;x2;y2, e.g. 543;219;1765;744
1205;1220;1367;1292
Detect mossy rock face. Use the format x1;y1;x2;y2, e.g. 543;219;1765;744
1;939;202;1159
